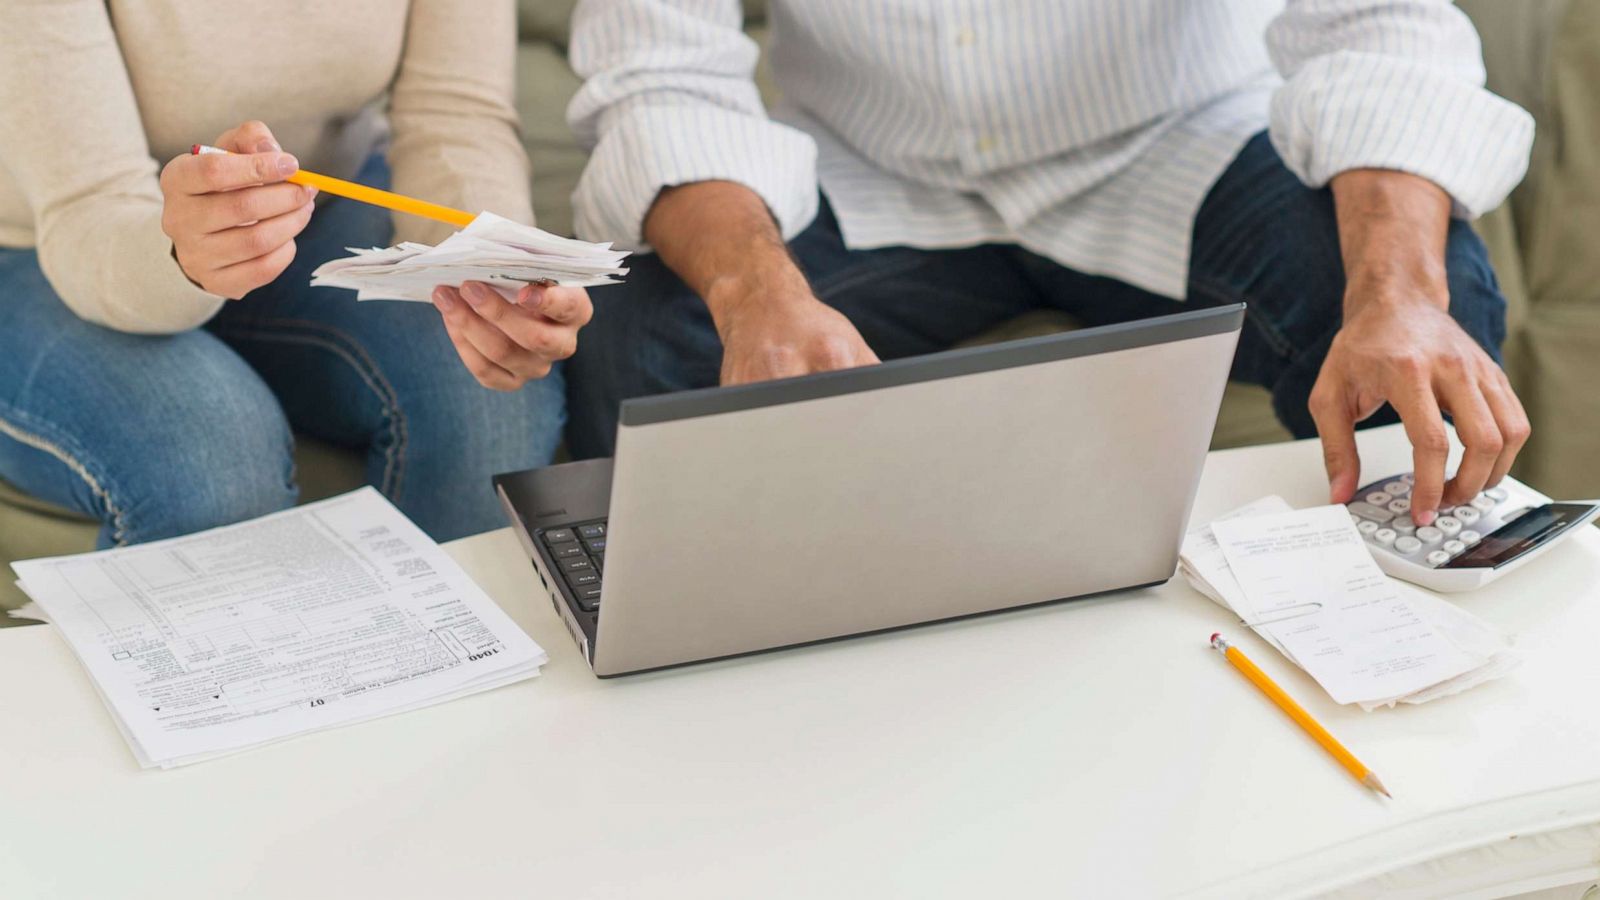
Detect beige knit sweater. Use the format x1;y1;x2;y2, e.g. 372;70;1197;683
0;0;533;334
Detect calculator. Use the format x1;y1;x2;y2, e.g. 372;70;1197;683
1346;473;1600;592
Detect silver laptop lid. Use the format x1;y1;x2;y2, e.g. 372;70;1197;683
593;305;1243;675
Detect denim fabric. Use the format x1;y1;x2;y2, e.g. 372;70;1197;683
0;155;565;546
566;132;1507;458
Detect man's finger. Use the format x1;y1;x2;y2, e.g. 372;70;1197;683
1482;375;1531;488
194;182;316;234
168;150;299;195
521;284;594;326
1308;379;1361;503
1436;377;1501;507
1389;385;1450;526
199;201;314;269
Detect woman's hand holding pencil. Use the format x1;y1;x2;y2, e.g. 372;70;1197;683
160;121;315;299
168;119;593;391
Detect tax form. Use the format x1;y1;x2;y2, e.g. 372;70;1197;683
1210;505;1493;706
11;488;546;768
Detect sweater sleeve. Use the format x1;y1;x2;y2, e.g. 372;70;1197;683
387;0;534;246
0;0;224;333
1266;0;1534;219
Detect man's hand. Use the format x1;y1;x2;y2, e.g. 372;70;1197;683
712;287;879;385
643;180;879;386
159;121;316;298
432;281;592;390
1313;170;1530;525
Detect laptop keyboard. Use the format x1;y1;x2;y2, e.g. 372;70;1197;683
541;521;607;612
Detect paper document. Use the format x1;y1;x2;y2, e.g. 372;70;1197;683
311;212;629;301
1181;499;1515;709
11;488;545;768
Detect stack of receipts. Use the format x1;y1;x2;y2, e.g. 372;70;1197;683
311;211;629;301
10;488;546;768
1181;497;1518;710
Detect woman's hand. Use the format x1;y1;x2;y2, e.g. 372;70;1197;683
433;281;593;390
159;120;317;299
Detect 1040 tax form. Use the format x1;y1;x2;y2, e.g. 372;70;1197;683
11;488;546;768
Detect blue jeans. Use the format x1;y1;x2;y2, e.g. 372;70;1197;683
0;155;564;546
566;132;1507;458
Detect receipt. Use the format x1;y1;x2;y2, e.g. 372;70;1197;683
1211;505;1489;706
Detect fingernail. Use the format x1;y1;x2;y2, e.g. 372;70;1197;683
1415;509;1436;526
276;154;298;177
519;284;546;308
462;282;490;308
432;288;455;312
304;185;319;201
255;138;281;153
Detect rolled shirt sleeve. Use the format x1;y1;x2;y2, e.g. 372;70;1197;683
1266;0;1535;218
566;0;819;249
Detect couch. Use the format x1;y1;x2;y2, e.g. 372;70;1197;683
2;0;1595;624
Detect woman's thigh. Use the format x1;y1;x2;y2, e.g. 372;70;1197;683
207;156;565;541
0;249;296;548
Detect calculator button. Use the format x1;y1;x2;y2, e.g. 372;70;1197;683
1470;495;1497;512
542;528;576;545
1347;502;1394;523
1435;516;1462;537
1373;528;1397;546
1485;487;1509;502
1383;481;1409;497
1391;515;1416;535
1357;520;1379;536
1401;473;1415;484
1394;536;1423;555
553;543;586;559
1349;512;1363;526
1365;492;1392;506
1452;506;1480;526
1443;539;1466;555
1426;550;1452;566
1460;530;1482;546
1387;498;1411;514
1415;526;1443;545
578;524;606;539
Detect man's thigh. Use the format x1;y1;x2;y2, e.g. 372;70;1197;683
566;198;1039;458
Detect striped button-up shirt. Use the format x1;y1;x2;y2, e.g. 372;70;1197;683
568;1;1533;300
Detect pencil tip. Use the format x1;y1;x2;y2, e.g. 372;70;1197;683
1364;772;1392;798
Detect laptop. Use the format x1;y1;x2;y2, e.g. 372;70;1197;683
495;304;1244;676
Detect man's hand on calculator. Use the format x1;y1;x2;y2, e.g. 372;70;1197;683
1309;300;1531;528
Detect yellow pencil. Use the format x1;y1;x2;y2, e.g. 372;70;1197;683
190;144;475;229
1209;632;1391;798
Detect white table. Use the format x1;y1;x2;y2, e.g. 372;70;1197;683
4;425;1600;899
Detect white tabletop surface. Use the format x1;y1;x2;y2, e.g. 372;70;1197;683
4;425;1600;900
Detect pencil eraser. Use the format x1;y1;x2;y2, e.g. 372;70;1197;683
190;144;201;156
1209;632;1220;644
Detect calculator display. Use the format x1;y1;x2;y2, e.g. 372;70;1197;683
1442;503;1597;569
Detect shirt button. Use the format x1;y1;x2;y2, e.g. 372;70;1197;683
954;25;976;47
